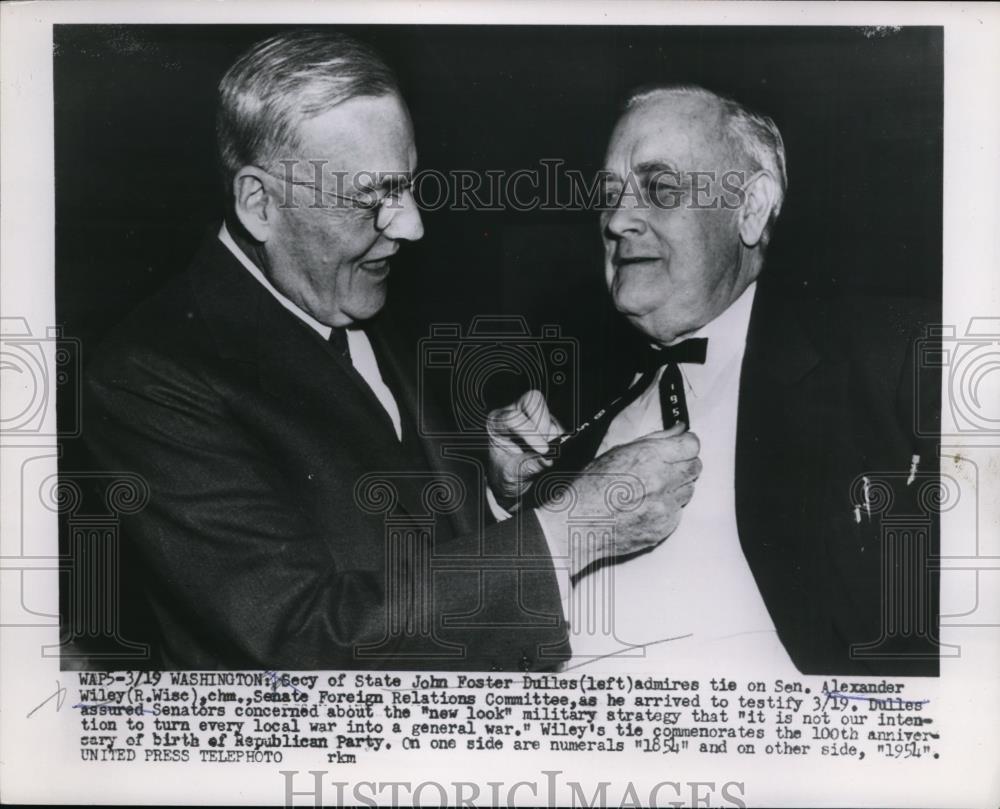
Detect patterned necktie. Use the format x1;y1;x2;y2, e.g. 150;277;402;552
649;338;708;430
548;337;708;472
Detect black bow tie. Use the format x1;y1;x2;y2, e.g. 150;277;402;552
640;337;708;371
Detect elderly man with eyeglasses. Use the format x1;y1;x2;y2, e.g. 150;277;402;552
82;30;692;670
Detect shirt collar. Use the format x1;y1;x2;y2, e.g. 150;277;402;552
687;280;757;360
654;281;757;394
218;223;333;340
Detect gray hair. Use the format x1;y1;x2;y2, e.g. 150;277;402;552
216;29;400;196
625;84;788;240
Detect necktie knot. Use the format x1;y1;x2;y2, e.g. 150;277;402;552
640;337;706;431
642;337;708;372
547;337;707;474
328;327;349;358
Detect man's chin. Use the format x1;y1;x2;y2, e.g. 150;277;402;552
611;288;656;321
619;307;680;344
346;294;389;324
315;291;388;328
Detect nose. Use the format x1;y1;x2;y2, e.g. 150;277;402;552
381;188;424;242
603;193;647;240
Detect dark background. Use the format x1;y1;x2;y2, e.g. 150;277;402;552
55;24;942;423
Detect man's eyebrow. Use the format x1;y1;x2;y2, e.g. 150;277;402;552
598;160;680;187
633;159;681;177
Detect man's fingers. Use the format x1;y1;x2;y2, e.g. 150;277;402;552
514;453;548;479
528;389;564;439
488;398;539;434
514;389;560;454
489;390;567;457
632;428;701;462
486;405;523;439
519;389;546;415
672;481;697;506
672;457;702;486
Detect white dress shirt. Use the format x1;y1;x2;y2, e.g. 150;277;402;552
218;224;402;441
566;282;795;671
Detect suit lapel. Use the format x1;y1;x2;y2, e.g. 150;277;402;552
735;281;851;663
190;234;438;520
255;302;403;447
736;281;834;484
368;317;483;539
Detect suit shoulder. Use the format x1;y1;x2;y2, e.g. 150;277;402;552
799;293;939;410
837;294;938;341
789;290;938;357
95;273;206;360
85;265;217;394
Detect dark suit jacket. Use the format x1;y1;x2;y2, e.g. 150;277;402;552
554;278;940;676
734;279;940;676
83;233;569;671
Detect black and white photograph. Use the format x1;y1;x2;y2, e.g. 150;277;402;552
52;22;946;676
1;2;998;807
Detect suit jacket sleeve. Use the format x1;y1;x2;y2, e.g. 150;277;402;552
84;343;568;671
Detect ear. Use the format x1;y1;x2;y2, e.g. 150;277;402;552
737;170;780;248
232;166;275;243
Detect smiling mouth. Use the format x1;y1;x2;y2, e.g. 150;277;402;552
614;256;660;268
359;257;392;277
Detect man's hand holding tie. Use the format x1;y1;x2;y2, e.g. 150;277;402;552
486;389;564;509
486;389;702;576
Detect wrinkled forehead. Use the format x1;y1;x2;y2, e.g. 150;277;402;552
603;93;732;179
292;93;416;172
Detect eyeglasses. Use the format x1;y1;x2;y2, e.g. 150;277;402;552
255;165;414;227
